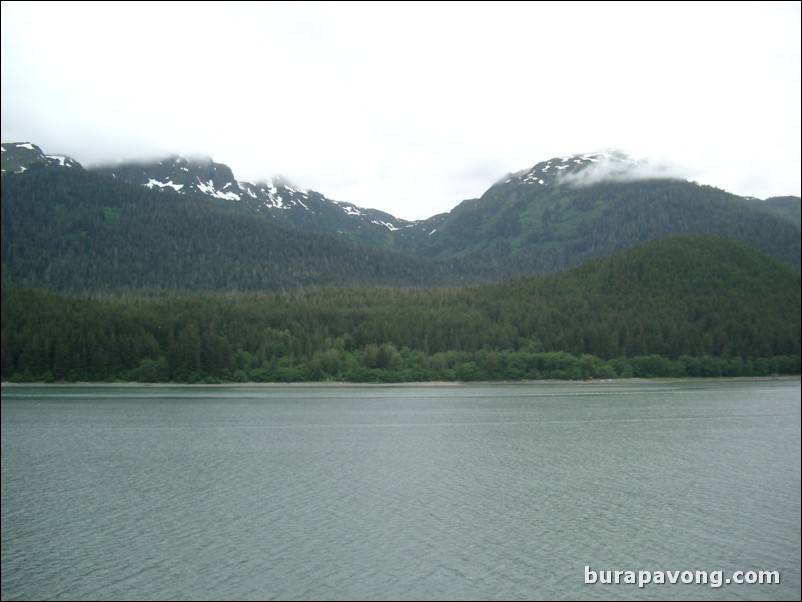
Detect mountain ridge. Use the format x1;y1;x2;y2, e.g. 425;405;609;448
6;140;799;227
2;142;799;381
89;155;420;248
1;141;81;173
0;166;469;293
2;140;799;286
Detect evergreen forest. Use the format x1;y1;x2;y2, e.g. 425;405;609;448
3;235;799;383
1;158;799;383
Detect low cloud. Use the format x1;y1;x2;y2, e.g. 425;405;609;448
557;153;688;188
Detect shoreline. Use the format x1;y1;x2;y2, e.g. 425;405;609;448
3;375;799;388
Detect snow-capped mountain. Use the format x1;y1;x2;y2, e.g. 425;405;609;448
90;155;421;247
494;151;674;190
401;149;800;277
4;141;797;280
1;142;81;173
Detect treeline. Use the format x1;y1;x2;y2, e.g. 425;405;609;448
2;234;799;383
1;289;797;383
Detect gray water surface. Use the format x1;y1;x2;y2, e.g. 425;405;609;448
2;381;800;600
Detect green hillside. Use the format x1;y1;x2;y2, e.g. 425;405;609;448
4;146;799;293
405;178;801;276
761;196;801;227
1;168;465;293
3;235;798;383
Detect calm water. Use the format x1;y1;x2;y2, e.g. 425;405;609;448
1;381;800;601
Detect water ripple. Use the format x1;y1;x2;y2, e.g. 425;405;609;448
2;381;800;600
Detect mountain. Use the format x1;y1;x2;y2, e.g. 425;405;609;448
1;141;81;173
3;144;799;381
90;156;420;248
2;142;799;295
85;149;802;277
0;167;466;294
3;234;798;382
401;152;801;276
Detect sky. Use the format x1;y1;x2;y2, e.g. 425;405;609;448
2;1;800;220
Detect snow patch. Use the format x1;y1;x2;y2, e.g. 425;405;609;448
46;155;69;166
285;184;308;196
15;143;36;150
146;178;184;192
196;178;240;200
372;219;399;231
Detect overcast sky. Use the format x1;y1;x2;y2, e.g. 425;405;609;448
2;1;800;220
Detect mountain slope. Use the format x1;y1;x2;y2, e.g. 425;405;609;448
91;156;420;248
761;196;801;227
288;232;801;360
1;141;81;173
3;142;799;292
402;152;801;275
0;167;466;293
485;233;801;359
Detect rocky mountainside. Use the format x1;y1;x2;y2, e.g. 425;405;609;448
1;142;81;173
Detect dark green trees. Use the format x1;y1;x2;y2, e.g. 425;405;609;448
3;235;799;382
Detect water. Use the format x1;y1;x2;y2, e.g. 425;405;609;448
2;381;799;601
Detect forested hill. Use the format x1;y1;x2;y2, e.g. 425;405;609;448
0;167;466;293
761;196;801;227
90;155;413;248
401;157;801;276
3;144;799;289
84;151;802;276
2;234;798;383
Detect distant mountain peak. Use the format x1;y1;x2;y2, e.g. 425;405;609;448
498;151;680;190
89;153;412;243
1;142;81;174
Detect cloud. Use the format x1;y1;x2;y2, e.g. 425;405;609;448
2;1;800;219
556;153;689;188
